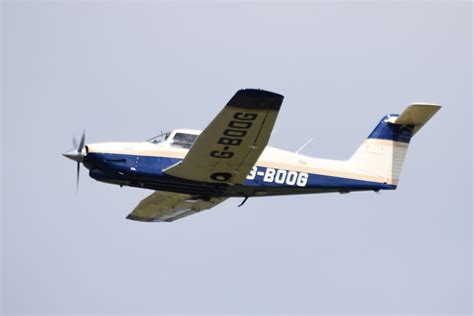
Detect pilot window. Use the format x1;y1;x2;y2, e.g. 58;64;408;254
149;132;170;144
171;133;198;149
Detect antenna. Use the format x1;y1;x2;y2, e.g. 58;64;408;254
296;138;313;154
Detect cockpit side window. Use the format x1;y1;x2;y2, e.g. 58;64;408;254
148;132;170;144
171;133;198;149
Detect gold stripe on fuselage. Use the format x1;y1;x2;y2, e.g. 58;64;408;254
87;142;398;185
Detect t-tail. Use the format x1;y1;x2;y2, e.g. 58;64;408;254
348;104;441;188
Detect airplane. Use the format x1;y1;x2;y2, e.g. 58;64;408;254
63;89;441;222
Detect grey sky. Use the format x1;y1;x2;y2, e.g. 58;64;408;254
1;1;472;314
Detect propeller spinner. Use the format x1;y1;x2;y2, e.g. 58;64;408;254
63;130;86;190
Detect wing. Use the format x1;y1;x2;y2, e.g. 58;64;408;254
126;191;227;222
164;89;283;184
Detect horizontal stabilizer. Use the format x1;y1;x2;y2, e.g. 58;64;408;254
394;104;441;135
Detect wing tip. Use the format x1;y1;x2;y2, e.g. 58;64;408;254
227;88;284;110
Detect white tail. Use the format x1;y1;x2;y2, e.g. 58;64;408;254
349;104;441;186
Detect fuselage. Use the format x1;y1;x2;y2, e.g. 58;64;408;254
82;129;395;198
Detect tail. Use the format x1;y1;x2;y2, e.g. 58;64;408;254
348;104;441;187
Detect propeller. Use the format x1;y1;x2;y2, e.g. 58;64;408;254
63;130;86;191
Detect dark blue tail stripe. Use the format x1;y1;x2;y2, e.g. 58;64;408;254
367;115;414;143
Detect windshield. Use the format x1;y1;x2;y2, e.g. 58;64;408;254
170;133;198;149
148;132;170;144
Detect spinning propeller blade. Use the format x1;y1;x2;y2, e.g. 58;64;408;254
78;130;85;152
63;130;86;192
76;162;80;192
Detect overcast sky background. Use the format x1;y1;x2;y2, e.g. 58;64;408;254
1;1;472;315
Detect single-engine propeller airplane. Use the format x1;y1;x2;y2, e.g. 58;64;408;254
63;89;440;222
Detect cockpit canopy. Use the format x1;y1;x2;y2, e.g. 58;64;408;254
147;129;201;149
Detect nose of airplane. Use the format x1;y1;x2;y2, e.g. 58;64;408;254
63;130;87;191
63;149;84;162
63;130;86;162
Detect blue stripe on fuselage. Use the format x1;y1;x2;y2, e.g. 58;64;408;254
84;153;396;192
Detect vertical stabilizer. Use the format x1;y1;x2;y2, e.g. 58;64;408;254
348;104;441;186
